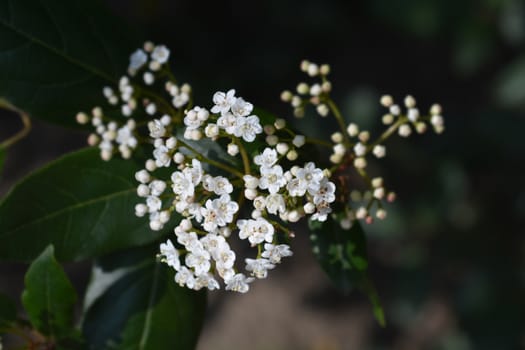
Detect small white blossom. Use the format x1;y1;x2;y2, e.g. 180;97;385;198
231;97;254;117
254;148;278;169
259;165;287;194
151;45;170;64
159;239;180;270
233;115;263;142
237;217;274;245
211;89;236;115
262;243;293;264
245;258;275;279
225;273;254;293
129;49;148;72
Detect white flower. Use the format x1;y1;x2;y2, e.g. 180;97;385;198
173;92;190;108
171;171;195;198
148;119;166;138
262;243;293;264
233;115;263;142
175;266;195;289
215;246;236;270
151;45;170;64
312;177;336;205
205;123;219;138
243;175;259;189
116;125;137;149
265;193;286;214
217;112;238;135
185;248;211;276
159;239;180;270
231;97;254;117
153;145;171;167
245;258;275;279
184;107;209;130
311;200;332;222
149;180;166;196
213;176;233;195
200;233;226;257
194;273;220;291
259;165;286;194
211;89;236;115
254;148;278;169
225;273;254;293
129;49;148;72
201;195;238;232
215;194;239;224
237;217;274;246
146;196;162;212
184;159;204;186
176;231;200;251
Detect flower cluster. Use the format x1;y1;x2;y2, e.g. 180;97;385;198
134;88;335;292
76;44;444;294
281;60;445;229
76;41;191;160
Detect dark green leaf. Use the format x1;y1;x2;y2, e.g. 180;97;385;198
309;218;368;293
0;148;167;262
0;0;138;127
309;217;385;326
83;246;206;350
21;245;77;338
0;291;16;326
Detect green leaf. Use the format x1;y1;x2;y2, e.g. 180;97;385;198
0;0;137;127
309;218;369;293
309;217;385;326
0;291;16;327
21;245;77;338
0;148;167;262
82;246;206;350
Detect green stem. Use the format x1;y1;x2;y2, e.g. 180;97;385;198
305;137;332;148
326;98;350;146
236;139;251;175
177;139;244;178
0;101;32;149
366;116;406;152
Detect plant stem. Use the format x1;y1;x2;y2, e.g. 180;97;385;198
367;117;406;152
326;98;350;146
236;139;251;175
0;100;32;149
177;139;244;178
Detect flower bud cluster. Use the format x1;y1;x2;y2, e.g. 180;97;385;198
76;42;191;160
280;60;332;118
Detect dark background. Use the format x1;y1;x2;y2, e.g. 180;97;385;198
1;0;524;349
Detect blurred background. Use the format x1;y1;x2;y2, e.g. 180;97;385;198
1;0;524;349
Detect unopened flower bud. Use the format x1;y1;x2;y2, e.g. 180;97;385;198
281;90;293;102
76;112;89;124
404;95;416;108
380;95;393;107
347;123;359;137
316;104;329;117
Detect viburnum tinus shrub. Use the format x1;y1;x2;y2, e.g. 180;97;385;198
0;2;444;349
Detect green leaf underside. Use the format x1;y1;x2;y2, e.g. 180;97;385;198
0;148;167;262
83;247;206;350
0;0;137;127
21;245;77;338
309;218;385;326
0;291;16;326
